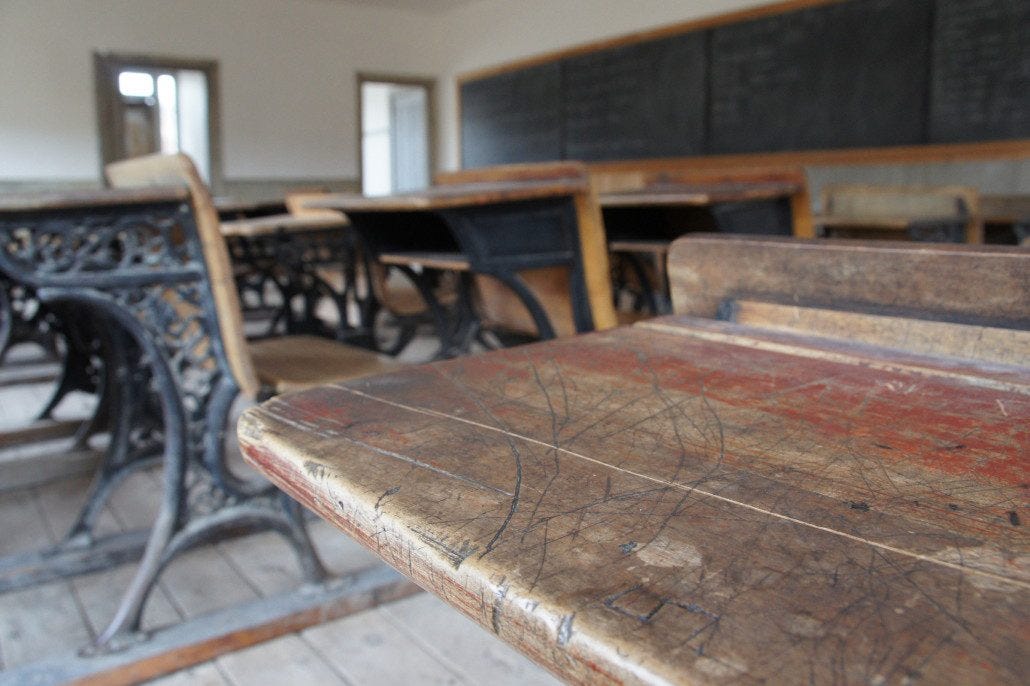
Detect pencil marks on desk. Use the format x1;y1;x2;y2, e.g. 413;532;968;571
245;325;1028;684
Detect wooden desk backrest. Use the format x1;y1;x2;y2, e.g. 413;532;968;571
667;235;1029;365
820;184;983;243
105;153;261;397
437;162;617;336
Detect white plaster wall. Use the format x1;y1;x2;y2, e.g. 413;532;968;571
0;0;447;181
1;0;1026;192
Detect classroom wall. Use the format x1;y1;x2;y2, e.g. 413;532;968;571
432;0;1029;196
0;0;446;187
433;0;772;171
1;0;1026;197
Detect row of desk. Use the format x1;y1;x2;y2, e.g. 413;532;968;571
241;236;1028;685
0;162;1025;683
217;168;809;350
217;174;1025;355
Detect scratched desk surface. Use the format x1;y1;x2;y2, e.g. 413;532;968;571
240;316;1028;685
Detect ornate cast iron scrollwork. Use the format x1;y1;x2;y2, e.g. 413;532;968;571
227;228;377;347
0;195;324;649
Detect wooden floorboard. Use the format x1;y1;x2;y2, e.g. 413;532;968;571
0;335;557;685
380;593;561;686
0;581;94;669
215;634;349;686
0;489;51;556
0;566;418;686
145;662;230;686
302;606;465;685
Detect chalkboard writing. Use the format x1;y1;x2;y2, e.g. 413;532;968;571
459;0;1028;167
562;32;706;161
461;62;562;169
709;0;930;153
929;0;1030;143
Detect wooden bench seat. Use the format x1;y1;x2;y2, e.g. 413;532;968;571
248;335;401;393
106;154;401;399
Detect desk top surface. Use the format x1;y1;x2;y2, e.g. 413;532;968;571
308;178;589;213
219;212;347;238
0;187;189;212
599;179;803;208
240;315;1028;685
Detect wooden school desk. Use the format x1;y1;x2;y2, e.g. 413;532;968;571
308;176;616;342
240;237;1028;685
601;176;806;313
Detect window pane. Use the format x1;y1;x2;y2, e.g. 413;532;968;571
156;74;179;152
119;71;154;98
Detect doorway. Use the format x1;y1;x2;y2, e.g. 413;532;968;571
358;75;434;196
94;53;222;191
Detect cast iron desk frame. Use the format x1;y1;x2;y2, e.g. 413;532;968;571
599;179;804;313
0;189;322;650
310;179;600;342
220;214;373;344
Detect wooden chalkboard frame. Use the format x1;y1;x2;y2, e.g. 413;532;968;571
456;0;1029;169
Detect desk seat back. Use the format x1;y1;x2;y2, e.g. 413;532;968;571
667;235;1029;363
820;184;982;242
436;162;617;337
106;153;260;397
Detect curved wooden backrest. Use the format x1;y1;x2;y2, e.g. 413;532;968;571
437;162;617;336
820;184;983;243
667;235;1029;362
106;153;261;397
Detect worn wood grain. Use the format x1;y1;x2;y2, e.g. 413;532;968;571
239;318;1028;685
668;236;1030;332
239;238;1028;684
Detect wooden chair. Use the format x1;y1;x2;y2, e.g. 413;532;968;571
814;184;982;243
106;154;402;396
435;162;618;339
666;235;1028;366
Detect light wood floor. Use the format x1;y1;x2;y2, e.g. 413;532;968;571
0;341;559;685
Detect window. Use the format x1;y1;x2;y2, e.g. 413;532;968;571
95;53;222;190
359;75;434;196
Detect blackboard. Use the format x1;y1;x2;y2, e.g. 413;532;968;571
562;32;707;161
708;0;931;153
460;62;562;169
459;0;1029;167
929;0;1030;143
